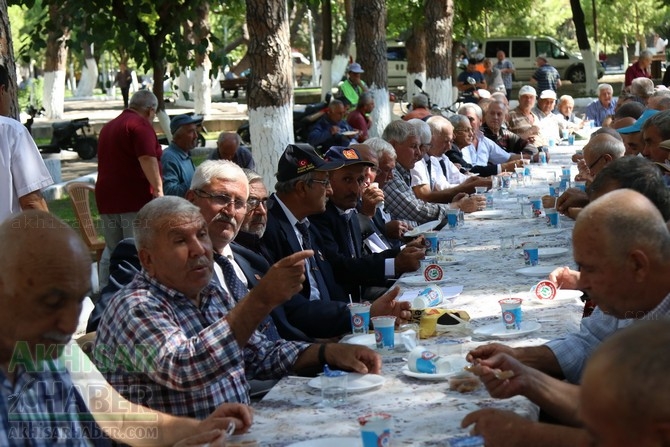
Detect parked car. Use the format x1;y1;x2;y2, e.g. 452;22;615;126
482;36;604;83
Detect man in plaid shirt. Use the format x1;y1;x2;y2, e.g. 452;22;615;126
94;196;381;419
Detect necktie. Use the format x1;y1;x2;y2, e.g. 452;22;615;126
341;213;356;258
214;253;281;341
295;222;331;301
439;159;448;178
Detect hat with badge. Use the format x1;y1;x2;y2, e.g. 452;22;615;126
323;146;375;167
276;144;344;181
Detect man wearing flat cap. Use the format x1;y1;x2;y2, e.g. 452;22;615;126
338;62;368;107
260;144;412;338
162;113;204;197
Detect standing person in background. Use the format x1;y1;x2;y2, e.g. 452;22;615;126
483;58;505;95
495;50;515;101
0;64;52;221
338;63;368;108
115;62;132;109
625;49;653;87
531;56;561;93
654;33;668;59
96;90;163;288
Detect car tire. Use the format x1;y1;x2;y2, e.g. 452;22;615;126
568;67;586;83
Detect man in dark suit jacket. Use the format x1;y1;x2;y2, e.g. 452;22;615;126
260;144;413;338
309;146;425;300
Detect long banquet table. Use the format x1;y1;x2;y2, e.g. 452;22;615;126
242;141;588;446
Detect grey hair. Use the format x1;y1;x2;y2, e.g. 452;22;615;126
411;93;429;108
129;90;158;111
640;49;655;60
426;115;454;134
558;95;575;106
486;100;508;113
275;171;315;194
242;168;264;184
407;118;432;145
597;84;613;94
457;103;483;120
329;99;344;109
366;137;397;159
586;134;626;160
217;131;241;146
190;160;249;192
449;114;471;128
134;196;203;250
382;120;418;144
643;110;670;140
358;92;374;107
630;77;655;99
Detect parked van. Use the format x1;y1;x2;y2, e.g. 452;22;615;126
482;36;604;83
350;41;407;89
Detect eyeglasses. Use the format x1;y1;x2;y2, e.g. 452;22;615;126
193;189;247;210
308;178;331;188
247;197;269;211
587;155;604;171
455;128;473;134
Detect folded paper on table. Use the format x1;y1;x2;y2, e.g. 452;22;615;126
397;285;464;305
364;233;389;254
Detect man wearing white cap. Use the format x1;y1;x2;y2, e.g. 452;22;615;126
533;89;563;145
338;62;368;107
508;85;542;148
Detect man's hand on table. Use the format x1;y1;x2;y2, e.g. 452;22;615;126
461;409;537;447
198;403;253;435
386;220;410;239
404;234;425;249
394;246;425;275
370;286;411;324
556;188;589;214
324;343;382;375
466;342;518;364
465;353;532;399
548;266;580;289
455;194;487;213
173;429;227;447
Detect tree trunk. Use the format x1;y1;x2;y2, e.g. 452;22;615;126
321;0;333;100
424;0;454;108
43;3;69;119
179;19;195;103
246;0;294;192
193;2;212;117
405;26;426;99
354;0;388;138
332;0;354;86
75;41;98;97
571;0;598;95
0;0;18;119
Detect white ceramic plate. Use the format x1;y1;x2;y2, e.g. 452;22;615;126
435;256;466;266
468;210;511;219
404;220;442;237
521;228;564;237
473;321;542;338
340;130;358;137
515;266;558;277
307;373;386;392
286;438;362;447
343;333;404;350
400;357;469;381
399;273;451;286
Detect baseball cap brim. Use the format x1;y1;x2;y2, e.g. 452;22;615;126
617;109;659;134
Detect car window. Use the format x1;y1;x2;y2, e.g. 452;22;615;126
512;40;530;58
387;47;407;61
485;41;508;58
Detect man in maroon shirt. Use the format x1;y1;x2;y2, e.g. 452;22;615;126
95;90;163;287
347;92;374;141
625;49;653;87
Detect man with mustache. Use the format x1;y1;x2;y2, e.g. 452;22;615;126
95;195;381;418
0;211;252;446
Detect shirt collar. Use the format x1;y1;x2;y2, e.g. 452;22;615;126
274;194;309;228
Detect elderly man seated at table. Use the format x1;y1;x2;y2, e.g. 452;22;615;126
308;99;357;152
463;189;670;446
481;101;537;158
555;94;584;132
259;143;412;335
94;196;384;418
548;133;625;218
585;83;617;127
446;114;524;178
380;120;487;226
0;211;253;446
410;116;492;203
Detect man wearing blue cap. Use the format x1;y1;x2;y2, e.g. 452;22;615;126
338;62;368;107
310;146;425;300
162;114;204;196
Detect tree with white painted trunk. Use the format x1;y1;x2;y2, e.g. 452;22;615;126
193;2;212;117
246;0;294;192
424;0;455;110
331;0;354;87
354;0;389;138
405;27;426;101
75;42;98;98
43;3;68;119
321;0;333;101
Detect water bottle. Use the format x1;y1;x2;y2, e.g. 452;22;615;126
539;150;547;165
568;134;575;145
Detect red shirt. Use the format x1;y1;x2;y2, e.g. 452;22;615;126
346;109;370;141
95;109;162;214
624;61;651;86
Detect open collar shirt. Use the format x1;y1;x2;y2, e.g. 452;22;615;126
94;271;309;418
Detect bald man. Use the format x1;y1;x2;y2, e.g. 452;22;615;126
0;211;251;446
210;132;256;170
580;320;670;446
462;189;670;446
